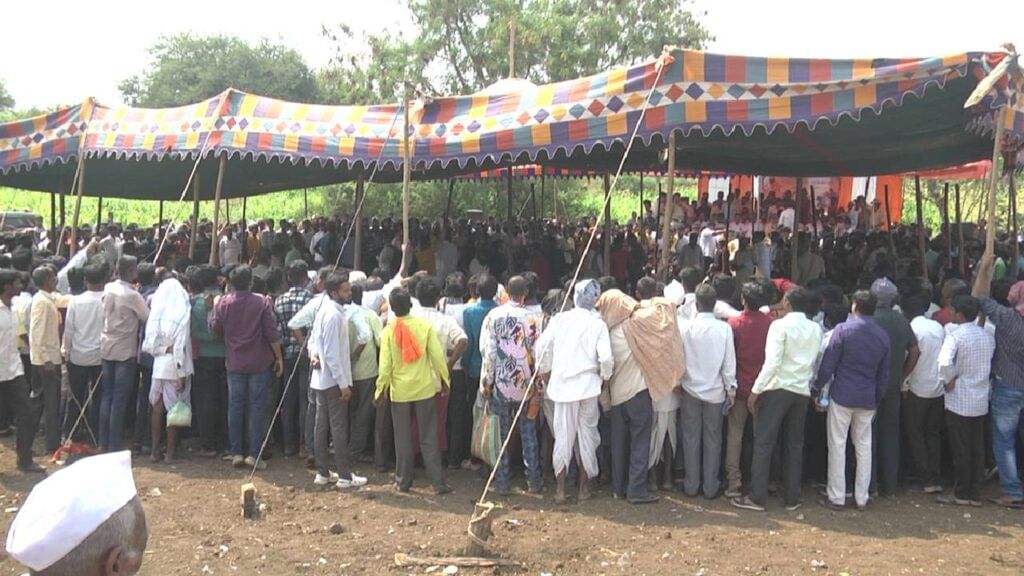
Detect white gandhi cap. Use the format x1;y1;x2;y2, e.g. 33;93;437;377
5;451;137;571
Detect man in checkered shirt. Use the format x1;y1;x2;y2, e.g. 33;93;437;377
937;295;995;506
273;261;313;457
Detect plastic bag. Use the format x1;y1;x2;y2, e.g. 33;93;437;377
166;400;192;428
471;400;501;468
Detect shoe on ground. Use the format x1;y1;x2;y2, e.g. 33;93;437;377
244;456;267;471
337;473;368;489
0;426;14;437
629;494;660;505
987;496;1024;509
434;484;453;495
231;455;245;468
818;498;846;512
17;463;46;474
730;496;765;512
855;501;869;512
527;483;544;495
935;495;971;506
461;459;481;471
784;501;803;511
394;482;411;493
923;485;943;494
314;472;340;486
724;487;743;499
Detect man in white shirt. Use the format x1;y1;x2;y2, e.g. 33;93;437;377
698;222;719;269
434;231;458;283
937;295;995;505
777;205;796;231
731;287;822;512
536;279;613;504
218;226;242;267
900;293;946;494
677;284;736;499
0;270;43;473
62;261;107;444
308;271;367;490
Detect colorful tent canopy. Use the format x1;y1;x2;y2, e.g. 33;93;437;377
0;49;1020;200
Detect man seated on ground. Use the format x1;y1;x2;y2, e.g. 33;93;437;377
6;451;148;575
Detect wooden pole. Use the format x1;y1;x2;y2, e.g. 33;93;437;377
508;14;516;79
790;178;802;282
242;196;248;224
444;179;455;233
603;173;612;276
539;173;546;220
189;173;200;261
723;189;733;274
225;198;230;225
553;178;559;220
1010;171;1019;280
530;182;537;220
303;188;309;219
659;132;676;280
943;182;952;269
914;175;928;278
49;189;56;235
96;196;103;229
505;165;513;221
210;154;227;266
402;88;412;255
984;109;1007;255
69;155;86;257
158;200;164;230
59;182;66;253
355;176;365;272
883;184;896;256
956;183;966;275
809;186;819;238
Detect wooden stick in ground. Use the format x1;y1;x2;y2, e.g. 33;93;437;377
956;183;966;275
1011;170;1019;280
984;108;1007;255
914;175;928;278
210;154;227;266
943;182;951;269
69;153;86;257
723;188;733;274
659;132;676;280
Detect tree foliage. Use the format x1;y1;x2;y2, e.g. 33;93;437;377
0;78;14;110
120;34;321;106
319;0;712;103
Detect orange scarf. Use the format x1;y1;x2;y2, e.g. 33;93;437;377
393;317;422;365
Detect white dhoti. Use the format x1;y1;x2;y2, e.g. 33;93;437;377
552;397;600;478
649;391;680;469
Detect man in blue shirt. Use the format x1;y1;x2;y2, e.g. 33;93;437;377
456;274;498;470
813;290;890;511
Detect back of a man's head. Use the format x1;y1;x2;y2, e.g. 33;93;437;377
694;284;717;313
952;294;981;323
416;276;443;308
679;267;703;293
506;275;529;303
635;276;657;300
741;281;766;311
851;290;878;317
477;274;498;300
786;287;821;318
35;498;148;576
229;265;253;292
117;256;138;283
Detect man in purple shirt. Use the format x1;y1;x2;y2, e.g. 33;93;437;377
812;290;890;511
211;265;284;470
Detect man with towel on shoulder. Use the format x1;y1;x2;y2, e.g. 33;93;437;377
6;451;148;575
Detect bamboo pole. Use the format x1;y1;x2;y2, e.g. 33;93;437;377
242;196;247;224
355;176;365;272
809;186;818;238
659;132;676;280
956;183;965;275
303;188;309;219
1010;171;1019;280
883;184;896;256
59;179;67;255
402;88;412;256
943;182;951;269
553;178;559;220
790;178;802;282
49;188;56;235
158;201;164;230
225;198;230;225
984;109;1007;255
914;175;928;278
723;189;733;274
506;165;513;221
210;154;227;266
189;173;200;261
603;173;612;276
639;172;645;238
96;196;103;229
444;179;455;233
69;155;86;257
539;173;546;220
530;182;537;220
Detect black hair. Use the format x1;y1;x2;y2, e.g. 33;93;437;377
0;269;19;292
444;272;466;299
137;262;156;287
265;268;285;295
851;290;877;316
786;287;819;317
741;280;766;311
694;284;717;312
901;292;931;320
679;266;703;292
286;260;309;287
822;302;849;329
390;287;413;317
598;276;617;293
324;271;350;295
636;276;657;300
117;255;138;282
416;276;442;307
507;275;529;300
477;274;498;300
350;281;365;305
31;265;55;288
951;294;980;322
710;274;737;301
66;266;86;293
83;263;107;287
230;265;253;291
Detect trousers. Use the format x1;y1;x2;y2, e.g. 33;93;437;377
872;391;901;496
610;390;653;499
946;411;986;501
194;357;228;453
348;377;376;457
827;401;874;507
314;387;351;479
750;390;807;507
904;392;943;486
31;365;61;453
990;381;1024;500
392;397;445;491
725;398;751;491
680;392;724;498
0;376;37;467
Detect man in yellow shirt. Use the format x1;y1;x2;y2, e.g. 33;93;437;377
375;288;451;494
28;265;62;454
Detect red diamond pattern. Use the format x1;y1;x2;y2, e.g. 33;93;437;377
516;112;531;125
665;84;685;101
748;84;767;98
587;100;605;116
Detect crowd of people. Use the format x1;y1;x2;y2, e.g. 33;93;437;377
1;185;1023;514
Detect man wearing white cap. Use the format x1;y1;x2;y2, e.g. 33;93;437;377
6;451;148;575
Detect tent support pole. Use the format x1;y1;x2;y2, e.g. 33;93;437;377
242;196;247;224
791;178;802;282
659;132;676;280
639;172;645;241
530;182;537;220
553;178;559;220
603;173;612;276
189;173;200;261
158;201;164;230
96;196;103;229
540;173;546;220
1010;171;1019;280
355;176;365;272
49;188;56;236
723;188;733;274
69;155;86;257
883;184;896;256
59;181;67;256
809;186;818;238
444;179;455;232
225;198;230;225
914;176;928;278
210;154;227;266
943;182;951;269
303;188;309;219
506;165;513;221
956;184;965;275
984;110;1007;256
402;89;412;265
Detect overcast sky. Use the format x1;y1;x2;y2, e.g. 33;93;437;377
3;0;1022;109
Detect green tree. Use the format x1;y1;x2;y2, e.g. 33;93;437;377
319;0;712;102
120;34;320;106
0;78;14;110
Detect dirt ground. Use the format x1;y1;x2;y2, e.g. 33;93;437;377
0;440;1022;576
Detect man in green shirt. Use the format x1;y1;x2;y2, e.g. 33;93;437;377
869;278;920;498
375;288;451;494
190;266;228;457
348;282;381;462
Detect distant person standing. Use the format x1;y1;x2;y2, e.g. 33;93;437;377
62;262;107;444
29;265;63;454
0;270;43;473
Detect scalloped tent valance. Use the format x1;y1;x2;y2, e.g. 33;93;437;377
0;49;1020;200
